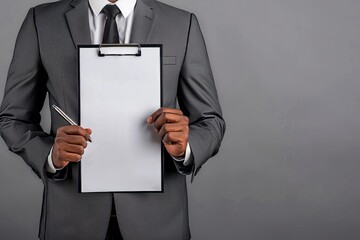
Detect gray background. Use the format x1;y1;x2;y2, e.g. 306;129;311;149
1;0;360;239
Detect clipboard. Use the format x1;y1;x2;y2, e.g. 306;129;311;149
78;44;163;193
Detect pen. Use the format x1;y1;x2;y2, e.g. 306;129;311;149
52;104;92;142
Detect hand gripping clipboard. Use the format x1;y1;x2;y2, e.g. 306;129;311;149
78;44;163;193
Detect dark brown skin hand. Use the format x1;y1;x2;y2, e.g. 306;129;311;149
147;108;189;158
52;126;92;169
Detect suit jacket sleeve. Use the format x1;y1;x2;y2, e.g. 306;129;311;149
175;14;226;181
0;8;66;181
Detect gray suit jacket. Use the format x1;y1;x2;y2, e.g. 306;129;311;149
0;0;225;239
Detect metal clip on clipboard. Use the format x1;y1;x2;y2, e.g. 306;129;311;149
98;44;142;57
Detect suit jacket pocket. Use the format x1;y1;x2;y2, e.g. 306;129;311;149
163;56;177;65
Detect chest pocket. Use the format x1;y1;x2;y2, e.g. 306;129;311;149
163;56;177;65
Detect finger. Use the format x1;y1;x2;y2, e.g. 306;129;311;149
56;135;88;148
147;108;183;123
153;113;186;131
162;132;185;145
158;123;186;139
59;125;88;136
58;126;91;141
84;128;93;142
53;160;69;169
61;152;82;162
57;125;82;135
63;143;85;155
85;128;92;135
163;144;186;158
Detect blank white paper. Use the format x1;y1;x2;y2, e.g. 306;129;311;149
79;45;162;192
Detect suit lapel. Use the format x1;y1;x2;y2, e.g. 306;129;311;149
130;0;156;43
66;0;92;47
65;0;155;46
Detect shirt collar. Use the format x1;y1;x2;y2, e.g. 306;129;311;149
88;0;137;18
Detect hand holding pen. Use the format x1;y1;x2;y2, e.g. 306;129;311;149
51;105;92;169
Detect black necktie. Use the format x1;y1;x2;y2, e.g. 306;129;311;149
102;5;121;44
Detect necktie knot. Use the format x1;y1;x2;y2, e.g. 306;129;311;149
102;5;120;19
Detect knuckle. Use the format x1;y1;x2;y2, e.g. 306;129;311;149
81;129;87;137
76;135;83;141
163;112;170;120
56;127;63;135
185;126;189;134
185;131;189;139
79;147;85;155
55;137;61;144
164;124;170;132
167;132;174;139
77;136;86;145
71;154;80;162
184;116;189;124
57;160;65;167
77;135;84;142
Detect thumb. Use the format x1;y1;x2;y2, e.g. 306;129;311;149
85;128;92;135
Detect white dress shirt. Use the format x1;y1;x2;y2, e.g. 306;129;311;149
46;0;193;174
88;0;136;44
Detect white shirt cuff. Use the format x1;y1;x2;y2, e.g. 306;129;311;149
46;143;194;173
171;142;194;166
45;146;64;173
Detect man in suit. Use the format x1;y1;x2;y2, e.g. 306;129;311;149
0;0;225;239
